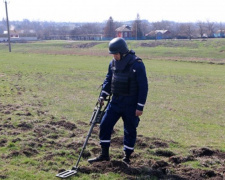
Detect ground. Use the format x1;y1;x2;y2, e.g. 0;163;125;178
1;40;225;179
0;102;225;179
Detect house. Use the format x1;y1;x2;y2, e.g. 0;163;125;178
0;29;38;42
214;30;225;38
3;30;19;38
115;25;132;39
146;30;172;40
10;30;19;38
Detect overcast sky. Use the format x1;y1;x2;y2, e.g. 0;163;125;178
1;0;225;23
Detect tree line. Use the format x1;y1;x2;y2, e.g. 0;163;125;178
0;15;224;40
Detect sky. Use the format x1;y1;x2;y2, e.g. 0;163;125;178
1;0;225;23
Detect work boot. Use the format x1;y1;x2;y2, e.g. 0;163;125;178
122;151;132;165
122;156;130;165
88;146;110;164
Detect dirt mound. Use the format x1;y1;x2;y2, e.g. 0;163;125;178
66;141;83;150
77;138;225;179
22;148;39;157
154;149;175;157
0;139;7;147
74;42;102;48
78;154;224;179
111;136;123;147
175;168;220;180
64;42;102;49
79;161;144;175
140;42;163;47
49;120;76;130
6;148;39;158
17;122;33;130
169;155;195;164
191;147;215;157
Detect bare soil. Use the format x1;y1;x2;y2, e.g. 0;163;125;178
0;103;224;179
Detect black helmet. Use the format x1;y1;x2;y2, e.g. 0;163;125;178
109;38;129;54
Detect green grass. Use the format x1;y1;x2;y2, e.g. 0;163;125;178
0;39;225;179
142;60;225;149
128;39;225;62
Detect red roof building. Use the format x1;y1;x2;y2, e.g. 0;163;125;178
115;25;132;38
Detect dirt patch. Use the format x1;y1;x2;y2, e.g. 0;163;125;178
110;136;171;150
79;160;144;175
22;148;39;157
174;168;221;180
0;139;7;147
12;138;21;143
74;42;102;48
5;147;39;158
191;147;215;157
73;138;225;179
17;122;33;130
0;104;19;115
66;141;83;150
140;42;163;47
139;41;199;49
169;155;195;164
77;120;89;126
154;149;176;157
111;136;123;147
152;140;169;148
6;151;21;158
78;152;225;179
44;151;71;161
1;100;224;179
49;120;76;130
90;147;101;154
135;138;148;148
64;42;102;49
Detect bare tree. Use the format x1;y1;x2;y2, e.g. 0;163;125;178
206;20;215;38
170;22;181;39
103;16;116;38
179;23;195;40
152;20;177;38
132;13;143;39
141;21;151;36
152;20;171;30
81;23;101;34
70;23;102;37
197;21;206;38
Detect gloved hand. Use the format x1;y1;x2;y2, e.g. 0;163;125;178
98;96;104;106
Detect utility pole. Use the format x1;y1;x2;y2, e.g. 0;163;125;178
136;21;137;40
4;0;11;52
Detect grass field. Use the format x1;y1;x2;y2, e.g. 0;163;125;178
0;39;225;179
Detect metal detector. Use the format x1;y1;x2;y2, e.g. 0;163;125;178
56;91;111;178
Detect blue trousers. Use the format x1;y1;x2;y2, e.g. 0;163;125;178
99;99;140;155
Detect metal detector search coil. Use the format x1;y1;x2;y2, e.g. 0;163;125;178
56;169;77;179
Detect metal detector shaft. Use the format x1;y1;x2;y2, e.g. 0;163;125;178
56;91;111;178
72;104;102;169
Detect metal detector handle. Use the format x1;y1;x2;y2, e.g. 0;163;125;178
90;103;102;124
89;102;103;124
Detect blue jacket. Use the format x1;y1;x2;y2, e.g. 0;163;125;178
101;50;148;111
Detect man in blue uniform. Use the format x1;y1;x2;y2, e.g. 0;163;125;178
88;37;148;164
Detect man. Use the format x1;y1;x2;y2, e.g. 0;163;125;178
88;37;148;164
